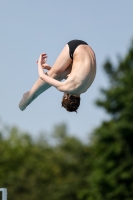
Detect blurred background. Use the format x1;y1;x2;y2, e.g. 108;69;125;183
0;1;133;199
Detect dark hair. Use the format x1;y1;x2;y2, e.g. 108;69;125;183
61;95;80;113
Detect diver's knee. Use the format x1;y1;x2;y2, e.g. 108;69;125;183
47;70;62;78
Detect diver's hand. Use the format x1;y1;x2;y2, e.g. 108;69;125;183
36;53;51;70
42;63;51;70
37;53;47;65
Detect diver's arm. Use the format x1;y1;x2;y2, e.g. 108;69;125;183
38;63;67;91
38;54;67;92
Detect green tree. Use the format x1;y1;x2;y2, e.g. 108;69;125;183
87;40;133;200
0;123;91;200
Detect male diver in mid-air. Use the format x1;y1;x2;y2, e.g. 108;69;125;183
19;39;96;112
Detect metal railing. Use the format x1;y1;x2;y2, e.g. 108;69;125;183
0;188;7;200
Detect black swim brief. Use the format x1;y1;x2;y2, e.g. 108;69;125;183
67;39;88;60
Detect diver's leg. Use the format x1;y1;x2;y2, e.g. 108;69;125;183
18;77;51;111
19;45;72;111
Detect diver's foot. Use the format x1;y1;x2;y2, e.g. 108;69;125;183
18;91;31;111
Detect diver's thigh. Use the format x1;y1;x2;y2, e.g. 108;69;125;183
50;44;72;75
58;63;72;80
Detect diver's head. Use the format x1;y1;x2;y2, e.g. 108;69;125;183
61;93;80;113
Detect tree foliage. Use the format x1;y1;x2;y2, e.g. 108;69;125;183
87;40;133;200
0;124;90;200
96;40;133;121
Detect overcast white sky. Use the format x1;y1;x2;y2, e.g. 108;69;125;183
0;1;133;141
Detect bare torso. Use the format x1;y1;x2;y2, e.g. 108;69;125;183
63;44;96;94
